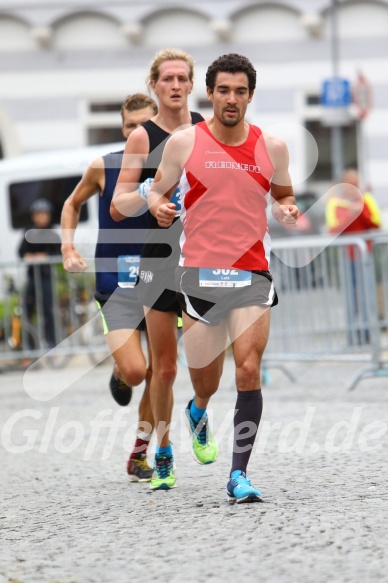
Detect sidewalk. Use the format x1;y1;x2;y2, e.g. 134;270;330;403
1;357;387;583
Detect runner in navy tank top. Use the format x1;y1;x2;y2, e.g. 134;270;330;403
111;49;203;491
147;54;299;502
61;94;157;482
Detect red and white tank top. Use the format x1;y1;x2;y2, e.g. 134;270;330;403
179;121;274;271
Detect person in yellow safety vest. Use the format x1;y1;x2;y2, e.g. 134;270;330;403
325;167;382;346
326;167;382;241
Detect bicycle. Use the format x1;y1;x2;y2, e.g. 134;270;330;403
0;275;71;369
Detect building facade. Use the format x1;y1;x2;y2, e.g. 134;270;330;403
0;0;387;210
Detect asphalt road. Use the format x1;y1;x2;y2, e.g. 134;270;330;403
1;356;387;583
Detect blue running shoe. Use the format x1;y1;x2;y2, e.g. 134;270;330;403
226;470;263;504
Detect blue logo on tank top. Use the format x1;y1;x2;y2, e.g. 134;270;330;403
171;186;182;216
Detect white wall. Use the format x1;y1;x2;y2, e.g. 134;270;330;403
143;9;214;46
0;16;36;51
323;1;388;38
0;0;387;209
232;5;308;42
53;13;128;50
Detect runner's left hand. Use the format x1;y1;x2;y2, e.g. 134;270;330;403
156;203;176;228
275;204;299;226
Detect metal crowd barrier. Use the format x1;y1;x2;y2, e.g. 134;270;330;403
0;256;108;370
1;236;387;387
266;232;388;390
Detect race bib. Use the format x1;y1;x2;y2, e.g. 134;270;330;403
117;255;140;288
199;268;252;288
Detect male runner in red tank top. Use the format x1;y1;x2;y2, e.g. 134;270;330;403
147;53;299;503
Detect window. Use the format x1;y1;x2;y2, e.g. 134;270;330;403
90;102;122;113
9;175;87;229
303;92;359;182
197;97;212;110
305;119;358;181
88;127;124;145
305;95;320;106
86;100;123;146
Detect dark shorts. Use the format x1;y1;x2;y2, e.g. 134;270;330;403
175;266;278;327
136;268;181;315
95;291;145;334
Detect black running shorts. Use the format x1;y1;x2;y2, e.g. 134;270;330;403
175;267;278;327
136;267;181;315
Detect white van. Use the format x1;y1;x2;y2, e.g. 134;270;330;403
0;141;125;266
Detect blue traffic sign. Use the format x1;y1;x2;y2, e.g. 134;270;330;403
321;78;351;107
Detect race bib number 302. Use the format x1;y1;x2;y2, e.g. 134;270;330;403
118;255;140;288
199;268;252;288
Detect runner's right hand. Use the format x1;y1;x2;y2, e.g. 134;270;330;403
63;249;88;273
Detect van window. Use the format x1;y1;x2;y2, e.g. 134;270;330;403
9;175;87;228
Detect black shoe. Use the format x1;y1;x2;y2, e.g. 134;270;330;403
109;372;132;406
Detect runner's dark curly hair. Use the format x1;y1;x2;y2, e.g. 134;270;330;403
206;53;256;93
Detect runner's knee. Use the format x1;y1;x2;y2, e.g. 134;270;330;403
154;361;177;384
235;360;261;390
119;362;147;387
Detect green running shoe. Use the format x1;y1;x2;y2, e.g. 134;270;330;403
184;400;218;465
149;454;176;490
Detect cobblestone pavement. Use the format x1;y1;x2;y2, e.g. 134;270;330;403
0;356;387;583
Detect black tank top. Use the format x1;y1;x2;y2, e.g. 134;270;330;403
140;112;204;266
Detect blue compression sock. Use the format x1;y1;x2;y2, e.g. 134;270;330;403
190;399;207;421
156;444;173;457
